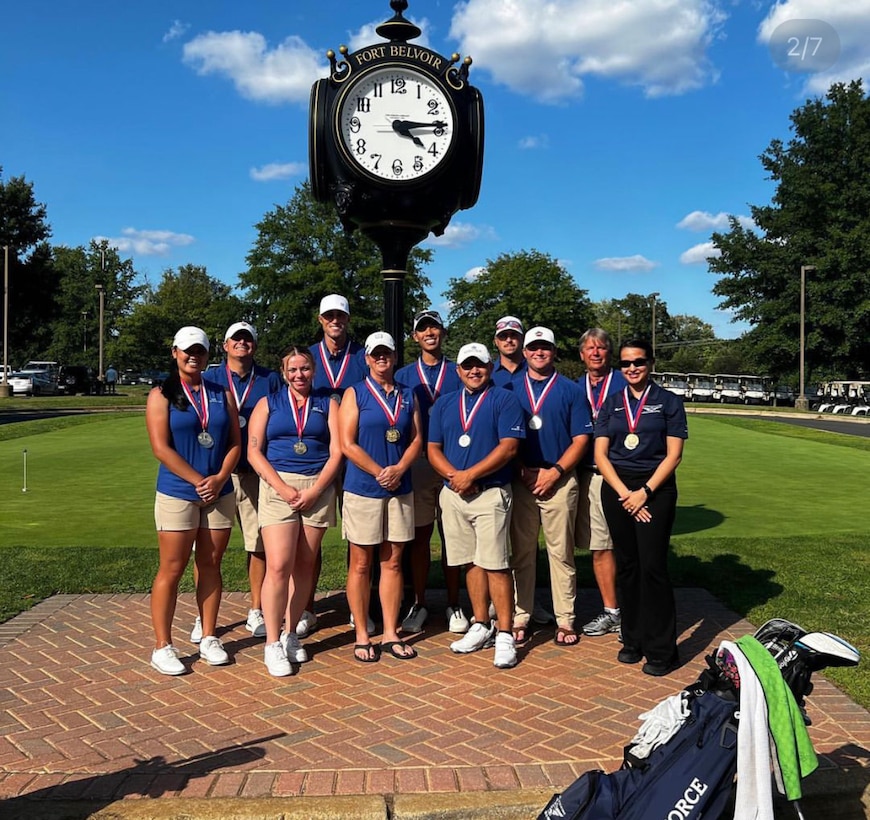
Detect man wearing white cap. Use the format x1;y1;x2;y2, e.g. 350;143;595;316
508;327;592;648
190;321;282;643
428;343;525;669
492;316;527;387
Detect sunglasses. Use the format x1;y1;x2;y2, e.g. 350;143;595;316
618;358;649;369
458;360;487;370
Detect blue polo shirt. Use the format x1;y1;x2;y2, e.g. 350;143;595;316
429;384;525;488
492;358;526;387
263;390;333;475
311;339;367;398
594;381;688;472
394;356;462;444
343;379;415;498
577;368;627;468
209;363;282;471
156;379;234;501
508;371;592;468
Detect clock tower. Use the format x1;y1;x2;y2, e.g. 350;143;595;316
309;0;484;359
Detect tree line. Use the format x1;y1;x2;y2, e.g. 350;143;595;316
2;80;868;383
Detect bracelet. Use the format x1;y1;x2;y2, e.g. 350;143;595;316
553;464;565;476
642;483;653;498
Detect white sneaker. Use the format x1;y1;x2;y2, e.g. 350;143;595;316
151;645;185;676
281;630;309;664
264;641;292;677
401;604;428;633
446;605;470;633
296;610;318;637
190;616;202;644
494;631;518;669
246;608;267;638
350;612;376;636
198;635;229;666
450;621;495;654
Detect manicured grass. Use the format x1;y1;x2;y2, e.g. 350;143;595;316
0;411;867;706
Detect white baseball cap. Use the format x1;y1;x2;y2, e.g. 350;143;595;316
524;326;555;347
173;326;210;351
319;294;350;316
365;331;396;354
456;343;492;365
224;321;258;342
495;316;524;336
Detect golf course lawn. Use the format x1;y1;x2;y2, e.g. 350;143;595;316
0;411;867;706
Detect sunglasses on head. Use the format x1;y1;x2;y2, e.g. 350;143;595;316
619;358;649;369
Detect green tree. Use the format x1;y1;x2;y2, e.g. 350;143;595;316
655;314;717;371
592;294;676;351
444;249;593;370
0;169;54;365
241;182;433;362
115;265;245;371
710;80;870;380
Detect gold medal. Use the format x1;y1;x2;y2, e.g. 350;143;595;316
624;433;639;450
385;427;401;443
293;441;308;455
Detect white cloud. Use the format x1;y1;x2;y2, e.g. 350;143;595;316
518;134;550;150
182;32;325;105
425;222;497;248
593;254;658;272
676;210;755;231
250;162;306;182
347;17;433;53
95;228;195;256
163;20;189;43
464;266;485;281
680;241;721;264
757;1;870;94
450;0;727;102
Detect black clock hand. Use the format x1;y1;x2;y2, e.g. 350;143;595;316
391;119;425;147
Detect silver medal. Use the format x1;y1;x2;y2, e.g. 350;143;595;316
528;414;543;430
238;416;247;428
198;431;215;449
458;434;471;448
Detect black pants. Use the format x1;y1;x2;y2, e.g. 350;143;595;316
601;471;678;665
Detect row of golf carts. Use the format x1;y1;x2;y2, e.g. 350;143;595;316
654;373;795;406
812;380;870;415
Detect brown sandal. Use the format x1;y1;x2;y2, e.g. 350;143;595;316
554;627;579;647
512;625;529;645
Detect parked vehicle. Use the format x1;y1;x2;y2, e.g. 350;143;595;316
22;360;59;382
9;369;59;396
657;372;689;400
713;374;742;404
119;370;141;385
739;375;767;405
771;384;795;406
686;373;715;402
57;365;99;395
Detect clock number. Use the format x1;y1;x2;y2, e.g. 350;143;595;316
370;153;382;170
391;77;406;94
427;99;440;116
356;97;371;113
413;156;424;172
433;123;446;137
416;84;422;99
392;159;403;176
372;83;383;98
349;116;361;134
355;139;367;155
427;143;439;158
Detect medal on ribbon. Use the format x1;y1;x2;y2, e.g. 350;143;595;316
458;387;489;448
181;381;213;448
226;364;255;428
416;356;447;405
524;372;558;430
365;377;403;443
622;385;651;451
319;340;351;393
289;388;311;455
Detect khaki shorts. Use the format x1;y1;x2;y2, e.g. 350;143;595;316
258;472;337;529
411;457;442;528
233;472;264;553
342;491;414;546
439;485;512;571
575;469;613;551
155;491;235;532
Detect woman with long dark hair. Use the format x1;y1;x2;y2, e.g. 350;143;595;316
247;345;342;677
145;327;240;675
594;339;687;677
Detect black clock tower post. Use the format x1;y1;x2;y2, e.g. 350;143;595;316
309;0;484;360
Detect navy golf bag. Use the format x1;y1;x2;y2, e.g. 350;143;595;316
537;620;860;820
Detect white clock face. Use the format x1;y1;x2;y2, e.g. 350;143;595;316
337;66;455;182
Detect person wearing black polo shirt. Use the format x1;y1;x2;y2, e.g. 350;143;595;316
594;340;688;677
428;343;526;669
394;310;466;635
491;316;527;387
509;327;591;647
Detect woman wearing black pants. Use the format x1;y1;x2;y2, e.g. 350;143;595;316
594;340;687;677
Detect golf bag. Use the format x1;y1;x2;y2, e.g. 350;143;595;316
537;620;860;820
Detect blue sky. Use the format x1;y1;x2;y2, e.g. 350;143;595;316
4;0;868;339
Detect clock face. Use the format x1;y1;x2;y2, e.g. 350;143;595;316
337;65;456;183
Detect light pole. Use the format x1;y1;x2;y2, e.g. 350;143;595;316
82;310;89;353
0;246;9;398
95;284;105;386
650;292;660;357
796;264;816;411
